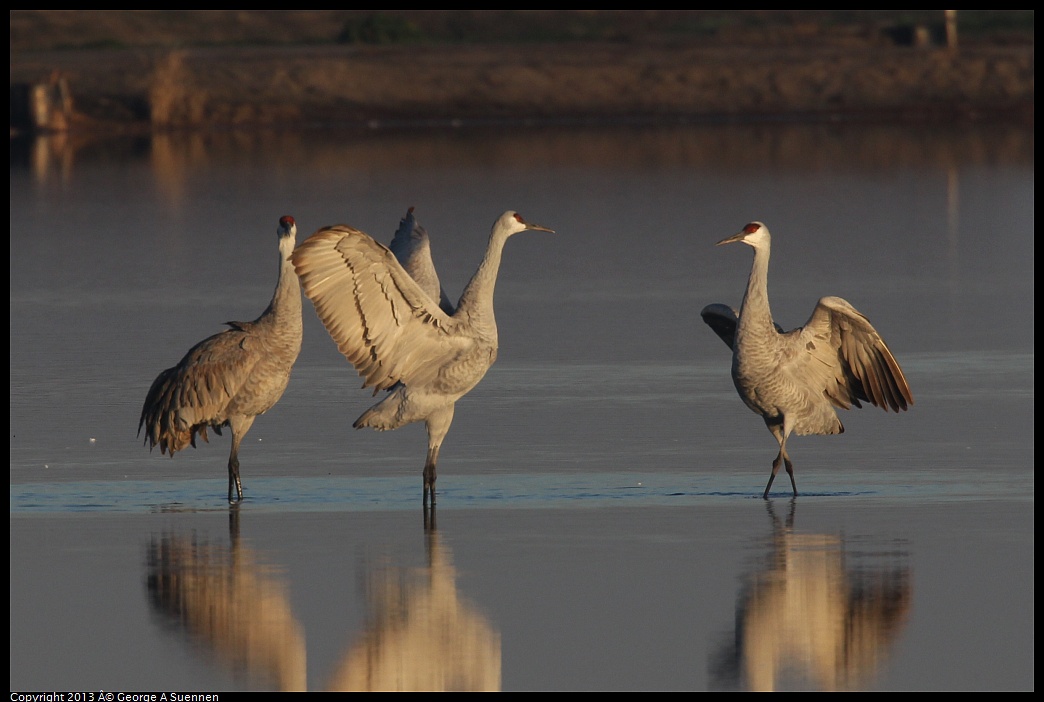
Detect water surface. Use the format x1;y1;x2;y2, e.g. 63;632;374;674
10;121;1034;691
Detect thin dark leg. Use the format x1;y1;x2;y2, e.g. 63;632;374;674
784;455;797;497
228;443;243;503
763;451;784;499
423;445;439;508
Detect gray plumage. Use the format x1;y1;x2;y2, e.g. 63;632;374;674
292;210;554;506
702;221;913;499
388;207;455;315
139;216;303;502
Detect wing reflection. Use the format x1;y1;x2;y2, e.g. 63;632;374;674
145;506;500;691
326;507;502;691
145;509;307;691
712;501;911;692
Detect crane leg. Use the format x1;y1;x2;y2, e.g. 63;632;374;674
784;454;797;497
423;445;439;508
226;419;253;503
764;429;798;499
763;453;783;499
228;442;243;503
423;407;452;508
763;450;798;498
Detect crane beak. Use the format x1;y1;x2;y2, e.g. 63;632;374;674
716;230;747;246
525;223;555;234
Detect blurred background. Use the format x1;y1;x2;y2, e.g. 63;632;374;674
10;10;1035;52
10;10;1034;133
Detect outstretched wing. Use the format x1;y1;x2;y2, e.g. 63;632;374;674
789;296;914;413
701;303;739;349
701;303;784;349
388;207;456;315
292;225;463;392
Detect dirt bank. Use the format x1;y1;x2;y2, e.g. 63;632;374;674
9;11;1034;133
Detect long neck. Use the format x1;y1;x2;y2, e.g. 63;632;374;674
455;228;510;334
738;244;775;333
258;237;303;335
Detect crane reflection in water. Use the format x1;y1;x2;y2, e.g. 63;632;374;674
709;500;911;692
145;507;500;691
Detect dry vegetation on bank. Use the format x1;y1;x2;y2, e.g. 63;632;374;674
10;11;1034;133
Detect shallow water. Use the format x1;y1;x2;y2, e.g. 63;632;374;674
9;121;1034;691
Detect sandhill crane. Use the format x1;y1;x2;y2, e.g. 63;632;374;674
388;207;455;315
139;215;303;503
292;210;554;506
701;221;913;499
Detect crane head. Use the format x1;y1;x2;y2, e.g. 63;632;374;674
278;215;297;240
717;221;769;249
495;210;555;237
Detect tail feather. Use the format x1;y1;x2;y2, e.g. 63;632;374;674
353;402;398;432
140;366;213;456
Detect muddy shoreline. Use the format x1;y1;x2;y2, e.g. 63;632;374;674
10;41;1034;134
10;38;1035;135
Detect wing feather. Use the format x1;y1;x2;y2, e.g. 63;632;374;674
292;225;461;392
797;296;913;413
388;207;456;315
701;304;739;349
139;328;260;454
701;303;785;349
